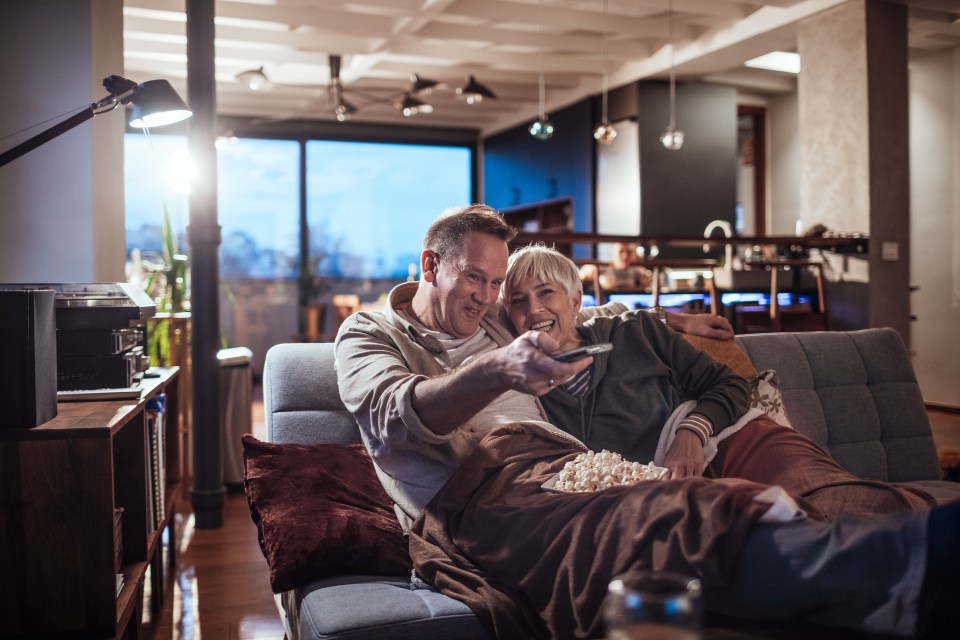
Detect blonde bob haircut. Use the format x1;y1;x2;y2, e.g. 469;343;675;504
503;244;583;308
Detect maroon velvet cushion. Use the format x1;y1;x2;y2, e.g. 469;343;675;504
242;434;411;593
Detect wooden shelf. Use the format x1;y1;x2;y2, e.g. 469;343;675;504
0;368;181;639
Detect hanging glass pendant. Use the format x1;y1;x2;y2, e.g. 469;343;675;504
592;0;617;146
660;125;684;150
593;121;617;144
660;0;684;151
529;116;555;140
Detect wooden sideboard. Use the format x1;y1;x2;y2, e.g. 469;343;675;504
0;369;181;638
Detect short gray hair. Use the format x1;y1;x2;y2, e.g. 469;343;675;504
503;244;583;304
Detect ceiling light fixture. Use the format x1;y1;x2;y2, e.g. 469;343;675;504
238;57;489;122
334;95;358;122
395;93;433;117
744;51;801;74
410;73;440;95
529;0;555;141
592;0;617;145
456;75;496;104
236;66;272;91
660;0;684;151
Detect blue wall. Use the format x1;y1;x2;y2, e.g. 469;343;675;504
482;99;595;234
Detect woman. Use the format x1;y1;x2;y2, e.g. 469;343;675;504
579;241;653;290
502;244;934;516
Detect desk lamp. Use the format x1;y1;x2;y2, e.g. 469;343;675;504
0;75;191;167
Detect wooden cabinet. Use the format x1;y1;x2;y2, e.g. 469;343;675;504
501;197;574;254
0;369;181;639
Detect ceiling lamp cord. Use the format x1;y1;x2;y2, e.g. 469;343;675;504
528;0;555;140
660;0;685;150
593;0;616;144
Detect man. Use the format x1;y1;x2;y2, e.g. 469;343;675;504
335;204;957;637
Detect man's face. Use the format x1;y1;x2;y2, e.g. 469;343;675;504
425;231;509;338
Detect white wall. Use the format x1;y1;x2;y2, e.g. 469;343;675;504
909;47;960;406
768;93;801;235
0;0;125;283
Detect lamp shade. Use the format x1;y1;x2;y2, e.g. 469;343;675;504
335;96;358;122
455;75;496;104
410;73;440;95
237;66;272;91
129;80;192;128
395;93;432;116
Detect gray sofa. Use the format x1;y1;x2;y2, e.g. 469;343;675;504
261;328;960;640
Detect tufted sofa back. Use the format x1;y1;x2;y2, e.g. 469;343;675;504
736;328;941;482
263;329;942;483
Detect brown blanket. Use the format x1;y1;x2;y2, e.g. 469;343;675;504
709;416;937;518
409;423;784;639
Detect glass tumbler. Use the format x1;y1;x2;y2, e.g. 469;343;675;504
603;571;702;640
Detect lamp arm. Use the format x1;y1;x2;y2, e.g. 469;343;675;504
0;83;137;169
0;105;96;168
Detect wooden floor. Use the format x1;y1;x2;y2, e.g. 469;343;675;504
146;384;286;640
144;385;960;640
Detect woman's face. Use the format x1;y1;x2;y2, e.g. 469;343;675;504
505;274;583;350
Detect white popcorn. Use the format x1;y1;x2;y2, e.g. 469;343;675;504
552;450;663;493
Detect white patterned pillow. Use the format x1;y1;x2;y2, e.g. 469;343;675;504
750;369;792;428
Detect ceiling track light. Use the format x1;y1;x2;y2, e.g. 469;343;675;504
456;75;496;104
529;0;555;141
660;0;685;151
592;0;617;145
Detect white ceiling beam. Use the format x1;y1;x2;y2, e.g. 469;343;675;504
412;21;652;57
386;40;607;73
124;15;378;55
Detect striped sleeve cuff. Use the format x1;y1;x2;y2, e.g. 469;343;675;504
676;414;713;446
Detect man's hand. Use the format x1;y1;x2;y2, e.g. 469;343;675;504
662;430;705;479
410;330;591;435
666;313;735;340
495;331;594;396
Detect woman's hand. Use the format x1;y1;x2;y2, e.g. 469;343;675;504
662;430;705;479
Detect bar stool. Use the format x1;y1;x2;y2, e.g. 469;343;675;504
740;260;827;332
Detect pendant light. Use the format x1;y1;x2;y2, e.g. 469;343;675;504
660;0;684;150
528;0;554;141
236;66;272;91
456;75;497;104
592;0;617;145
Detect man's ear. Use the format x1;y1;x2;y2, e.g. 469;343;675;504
422;250;438;283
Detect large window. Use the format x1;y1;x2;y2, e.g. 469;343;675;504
218;138;300;279
125;132;473;370
305;140;472;281
125;134;472;282
125;133;190;259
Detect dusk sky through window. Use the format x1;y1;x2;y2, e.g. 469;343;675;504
125;134;472;280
